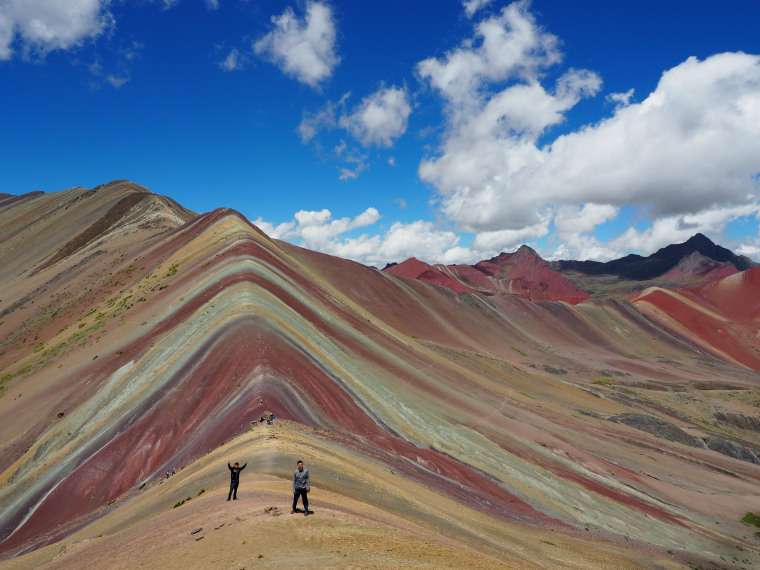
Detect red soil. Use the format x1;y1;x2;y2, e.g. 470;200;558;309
385;247;589;304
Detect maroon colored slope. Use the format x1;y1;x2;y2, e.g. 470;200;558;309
633;267;760;369
385;246;589;303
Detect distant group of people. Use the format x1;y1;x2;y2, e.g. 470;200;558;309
227;459;312;515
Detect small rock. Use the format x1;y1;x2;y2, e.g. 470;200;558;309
191;528;203;535
195;536;204;542
704;436;760;464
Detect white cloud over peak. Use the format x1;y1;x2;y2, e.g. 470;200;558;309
0;0;112;60
609;203;760;255
546;203;620;261
554;203;619;237
338;86;411;147
546;202;760;262
254;1;339;88
471;218;549;253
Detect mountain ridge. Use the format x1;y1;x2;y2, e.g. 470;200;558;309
555;232;753;280
384;232;754;300
2;183;760;569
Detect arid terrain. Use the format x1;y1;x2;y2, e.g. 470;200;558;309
2;182;760;569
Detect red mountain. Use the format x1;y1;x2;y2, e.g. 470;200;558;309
385;245;589;303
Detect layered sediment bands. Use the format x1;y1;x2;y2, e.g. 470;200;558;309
633;277;760;370
1;195;760;568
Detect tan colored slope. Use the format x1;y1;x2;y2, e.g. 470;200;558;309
0;422;676;570
0;180;195;381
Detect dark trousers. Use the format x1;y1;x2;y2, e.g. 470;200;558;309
292;489;309;511
228;481;239;500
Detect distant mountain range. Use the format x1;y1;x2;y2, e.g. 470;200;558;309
384;232;755;302
555;233;754;280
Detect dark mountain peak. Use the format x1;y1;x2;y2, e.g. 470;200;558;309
685;232;714;247
558;232;752;280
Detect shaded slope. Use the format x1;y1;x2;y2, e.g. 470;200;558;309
557;233;753;280
0;194;759;569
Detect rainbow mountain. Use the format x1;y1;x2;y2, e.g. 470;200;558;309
1;181;760;569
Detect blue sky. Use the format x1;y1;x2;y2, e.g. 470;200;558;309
2;0;760;265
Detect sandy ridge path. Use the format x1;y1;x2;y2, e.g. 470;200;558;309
7;484;516;570
0;421;674;570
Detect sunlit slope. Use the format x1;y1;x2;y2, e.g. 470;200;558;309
634;268;760;370
4;421;675;570
0;196;759;569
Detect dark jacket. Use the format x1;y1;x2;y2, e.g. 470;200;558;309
228;463;246;484
293;468;310;491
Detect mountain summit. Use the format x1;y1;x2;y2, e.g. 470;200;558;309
555;233;753;280
385;246;588;303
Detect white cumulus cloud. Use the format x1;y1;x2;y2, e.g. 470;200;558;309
463;0;494;18
606;87;634;108
300;87;411;148
0;0;112;60
338;86;411;147
219;48;242;72
418;0;561;115
609;204;760;255
254;1;339;88
252;208;479;267
416;1;760;262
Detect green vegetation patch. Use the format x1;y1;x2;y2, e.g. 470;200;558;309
592;375;615;386
741;512;760;527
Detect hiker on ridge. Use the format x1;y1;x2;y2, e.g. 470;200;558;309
227;461;247;501
291;459;311;515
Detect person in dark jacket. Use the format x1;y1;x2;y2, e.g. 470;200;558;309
227;461;247;501
291;460;311;515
